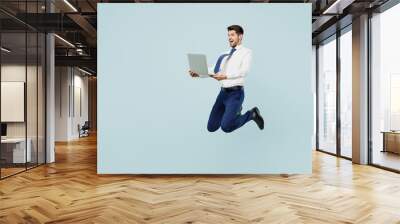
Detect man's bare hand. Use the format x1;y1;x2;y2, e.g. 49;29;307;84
188;70;199;77
212;72;227;81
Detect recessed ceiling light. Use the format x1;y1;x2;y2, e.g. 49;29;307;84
54;34;75;48
322;0;353;15
63;0;78;12
1;47;11;53
78;67;93;76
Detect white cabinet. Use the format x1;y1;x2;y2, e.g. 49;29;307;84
1;138;32;163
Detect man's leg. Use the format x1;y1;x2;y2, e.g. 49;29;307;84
207;90;226;132
220;90;253;133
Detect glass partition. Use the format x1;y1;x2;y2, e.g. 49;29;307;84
0;1;46;179
371;4;400;171
38;32;45;165
27;31;38;169
339;28;352;158
317;36;337;154
0;31;28;177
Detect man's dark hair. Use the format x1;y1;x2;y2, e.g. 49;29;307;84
227;25;244;35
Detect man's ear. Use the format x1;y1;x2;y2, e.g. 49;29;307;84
239;34;243;41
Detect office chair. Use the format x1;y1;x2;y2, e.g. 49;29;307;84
79;121;90;138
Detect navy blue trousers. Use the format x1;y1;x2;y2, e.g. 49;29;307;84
207;88;253;133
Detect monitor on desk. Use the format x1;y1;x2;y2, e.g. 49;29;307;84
1;123;7;138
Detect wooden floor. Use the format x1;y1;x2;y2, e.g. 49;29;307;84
0;167;26;178
1;134;400;224
373;151;400;171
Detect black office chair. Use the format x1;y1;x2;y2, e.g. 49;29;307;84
79;121;90;138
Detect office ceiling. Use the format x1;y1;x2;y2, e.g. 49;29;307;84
0;0;394;75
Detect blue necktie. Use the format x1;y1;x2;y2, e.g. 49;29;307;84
213;48;236;74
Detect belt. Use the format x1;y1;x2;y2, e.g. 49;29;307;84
221;86;243;92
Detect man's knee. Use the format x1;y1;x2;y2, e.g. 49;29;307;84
220;122;235;133
207;123;219;132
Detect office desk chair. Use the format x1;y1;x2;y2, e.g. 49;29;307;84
79;121;90;138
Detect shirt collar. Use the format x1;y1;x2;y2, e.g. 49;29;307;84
234;44;243;50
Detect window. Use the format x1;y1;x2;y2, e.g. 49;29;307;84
371;3;400;171
339;28;352;158
317;36;337;154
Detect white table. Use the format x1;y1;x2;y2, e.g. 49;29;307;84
1;138;32;163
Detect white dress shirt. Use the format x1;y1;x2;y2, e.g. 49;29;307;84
208;44;252;88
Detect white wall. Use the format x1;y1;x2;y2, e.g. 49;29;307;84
55;67;89;141
1;64;43;137
98;4;313;174
1;64;46;164
71;72;89;138
55;66;70;141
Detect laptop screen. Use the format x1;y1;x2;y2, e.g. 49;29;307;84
1;123;7;137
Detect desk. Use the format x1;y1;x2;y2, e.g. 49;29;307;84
381;131;400;154
1;138;31;163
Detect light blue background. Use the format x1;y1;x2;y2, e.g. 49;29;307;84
98;3;312;174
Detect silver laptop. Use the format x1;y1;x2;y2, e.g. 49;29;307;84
187;54;212;78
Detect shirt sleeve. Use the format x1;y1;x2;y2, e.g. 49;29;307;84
226;50;252;79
